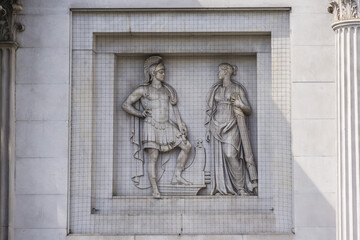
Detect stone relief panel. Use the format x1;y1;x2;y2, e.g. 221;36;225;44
69;10;291;235
113;55;258;198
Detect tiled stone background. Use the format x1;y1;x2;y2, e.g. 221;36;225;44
13;0;336;240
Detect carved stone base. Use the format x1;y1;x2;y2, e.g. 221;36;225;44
159;184;206;196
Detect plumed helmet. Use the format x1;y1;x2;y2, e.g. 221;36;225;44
144;56;163;83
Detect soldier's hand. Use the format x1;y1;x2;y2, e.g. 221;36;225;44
179;123;188;137
142;109;151;118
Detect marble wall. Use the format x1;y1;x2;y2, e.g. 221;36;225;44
12;0;336;240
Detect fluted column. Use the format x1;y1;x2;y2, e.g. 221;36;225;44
0;42;17;240
0;1;23;240
330;1;360;240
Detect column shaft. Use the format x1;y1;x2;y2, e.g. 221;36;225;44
0;43;17;240
335;21;360;240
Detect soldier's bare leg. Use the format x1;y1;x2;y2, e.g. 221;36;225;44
147;148;161;198
171;140;192;185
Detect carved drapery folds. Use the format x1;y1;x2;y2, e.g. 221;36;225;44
329;0;359;21
0;0;24;42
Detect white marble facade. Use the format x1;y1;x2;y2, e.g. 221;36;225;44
11;1;336;240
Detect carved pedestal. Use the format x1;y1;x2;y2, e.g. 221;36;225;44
330;1;360;239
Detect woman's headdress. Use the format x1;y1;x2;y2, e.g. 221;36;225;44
218;63;237;76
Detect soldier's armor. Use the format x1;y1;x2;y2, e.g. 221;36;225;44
140;85;182;152
141;85;170;123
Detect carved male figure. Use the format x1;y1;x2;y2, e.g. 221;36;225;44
122;56;192;198
206;63;258;195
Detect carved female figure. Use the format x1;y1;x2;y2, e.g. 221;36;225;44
206;63;258;195
122;56;192;198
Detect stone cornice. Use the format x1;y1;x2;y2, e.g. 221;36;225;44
0;41;18;49
329;0;359;22
0;0;24;42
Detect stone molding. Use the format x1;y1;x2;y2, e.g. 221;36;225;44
332;18;360;29
329;0;359;21
0;0;24;42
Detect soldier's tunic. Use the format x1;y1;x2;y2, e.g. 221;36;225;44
140;85;182;152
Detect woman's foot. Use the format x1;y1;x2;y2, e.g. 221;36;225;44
238;188;250;196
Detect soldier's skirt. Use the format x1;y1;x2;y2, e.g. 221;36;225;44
142;117;182;152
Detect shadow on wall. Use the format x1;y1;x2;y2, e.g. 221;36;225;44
293;159;336;239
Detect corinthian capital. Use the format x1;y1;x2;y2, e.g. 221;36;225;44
328;0;359;21
0;0;24;42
